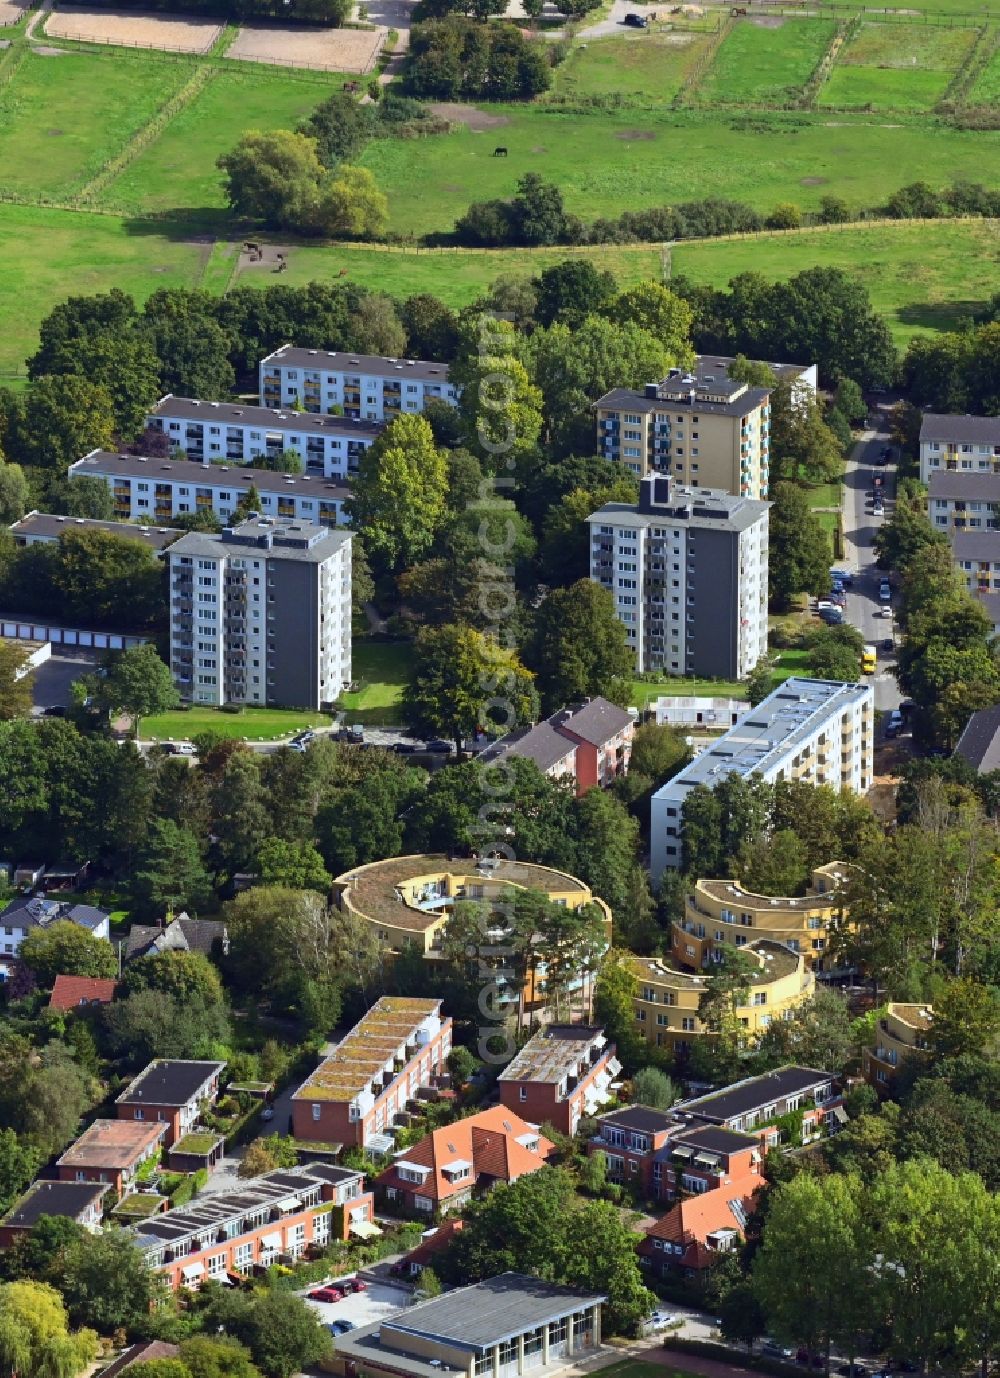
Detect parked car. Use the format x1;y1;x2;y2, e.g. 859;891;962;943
761;1341;795;1360
425;739;453;754
42;705;68;717
879;605;894;619
260;1105;274;1122
164;741;197;756
646;1310;680;1330
392;741;421;755
624;10;648;23
883;638;894;652
879;587;892;602
347;1278;368;1293
309;1287;345;1303
820;607;844;625
830;568;853;585
885;709;904;738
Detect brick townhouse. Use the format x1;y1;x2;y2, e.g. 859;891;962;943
136;1163;374;1289
498;1026;620;1137
56;1119;168;1198
376;1105;554;1218
479;698;634;796
0;1180;108;1248
115;1059;226;1148
292;998;452;1152
588;1106;760;1202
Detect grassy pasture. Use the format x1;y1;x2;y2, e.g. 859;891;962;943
696;18;838;106
102;66;334;214
550;29;716;105
0;49;194;200
819;22;977;108
967;42;1000;102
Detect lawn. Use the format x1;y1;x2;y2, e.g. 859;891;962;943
550;29;717;106
819;22;976;109
697;18;838;106
103;66;334;215
805;481;843;509
631;675;748;708
671;218;1000;343
359;107;1000;237
142;705;331;740
0;49;195;200
339;639;414;724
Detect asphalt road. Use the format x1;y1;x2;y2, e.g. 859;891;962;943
840;408;902;715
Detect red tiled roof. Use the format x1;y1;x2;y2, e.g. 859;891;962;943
642;1169;761;1271
403;1218;465;1268
49;975;119;1011
377;1105;554;1203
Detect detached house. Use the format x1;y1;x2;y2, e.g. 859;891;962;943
639;1178;761;1281
125;914;229;963
376;1106;554;1217
498;1026;619;1136
48;975;119;1012
116;1059;226;1148
0;895;111;979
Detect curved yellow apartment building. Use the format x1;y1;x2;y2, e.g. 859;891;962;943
672;862;849;974
863;1002;933;1091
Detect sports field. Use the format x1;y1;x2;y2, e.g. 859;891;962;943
696;18;838;106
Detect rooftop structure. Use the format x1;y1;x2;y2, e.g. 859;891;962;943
261;345;453;385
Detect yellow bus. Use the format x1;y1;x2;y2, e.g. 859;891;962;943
862;644;877;675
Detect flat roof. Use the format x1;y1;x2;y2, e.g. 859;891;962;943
116;1059;225;1109
679;1065;832;1124
381;1273;607;1352
69;450;350;504
57;1119;167;1170
596;1105;676;1134
3;1179;107;1228
262;344;452;385
9;511;181;550
498;1025;606;1085
589;490;768;536
920;413;1000;446
696;876;840;912
637;939;801;990
168;518;351;566
150;394;384;439
335;855;594;935
928;470;1000;502
652;678;871;802
596;382;770;419
293;998;443;1104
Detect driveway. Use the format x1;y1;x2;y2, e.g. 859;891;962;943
31;651;98;713
840;405;902;715
578;2;672;38
301;1277;414;1329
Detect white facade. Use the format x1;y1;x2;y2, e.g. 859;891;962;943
650;678;874;878
68;452;348;529
919;414;1000;486
147;396;381;480
260;345;458;421
166;518;351;711
927;471;1000;534
588;476;769;680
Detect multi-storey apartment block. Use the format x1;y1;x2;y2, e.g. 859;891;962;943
0;1181;108;1248
291;998;452;1153
928;470;1000;533
951;528;1000;594
863;1002;933;1092
675;1065;842;1145
9;511;180;551
919;413;1000;485
260;345;458;420
591;1108;761;1203
69;451;349;528
651;679;873;877
594;359;772;498
135;1162;374;1289
588;474;769;679
115;1060;225;1148
673;862;848;973
498;1026;620;1136
165;517;351;711
147;396;382;479
633;940;814;1058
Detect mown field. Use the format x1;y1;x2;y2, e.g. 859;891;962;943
819;21;977;109
696;18;838;106
550;29;716;105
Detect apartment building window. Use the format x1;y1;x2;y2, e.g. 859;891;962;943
519;1087;528;1101
681;1017;696;1032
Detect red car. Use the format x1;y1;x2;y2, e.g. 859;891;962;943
310;1287;345;1303
348;1279;368;1293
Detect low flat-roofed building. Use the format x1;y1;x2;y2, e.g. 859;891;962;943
68;450;350;529
260;345;458;421
649;696;749;729
633;940;814;1058
651;678;873;877
56;1119;168;1197
863;1002;933;1093
919;412;1000;486
292;998;452;1153
9;510;181;551
674;861;849;973
498;1026;620;1136
136;1162;373;1289
116;1059;226;1146
147;395;383;479
0;1179;108;1247
329;1272;607;1378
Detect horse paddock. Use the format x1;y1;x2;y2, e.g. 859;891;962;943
227;23;384;72
43;7;222;52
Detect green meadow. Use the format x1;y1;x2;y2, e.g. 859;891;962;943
696;18;838;105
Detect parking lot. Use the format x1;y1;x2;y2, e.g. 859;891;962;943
301;1277;414;1331
31;651;97;713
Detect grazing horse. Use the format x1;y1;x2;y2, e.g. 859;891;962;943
493;146;508;157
